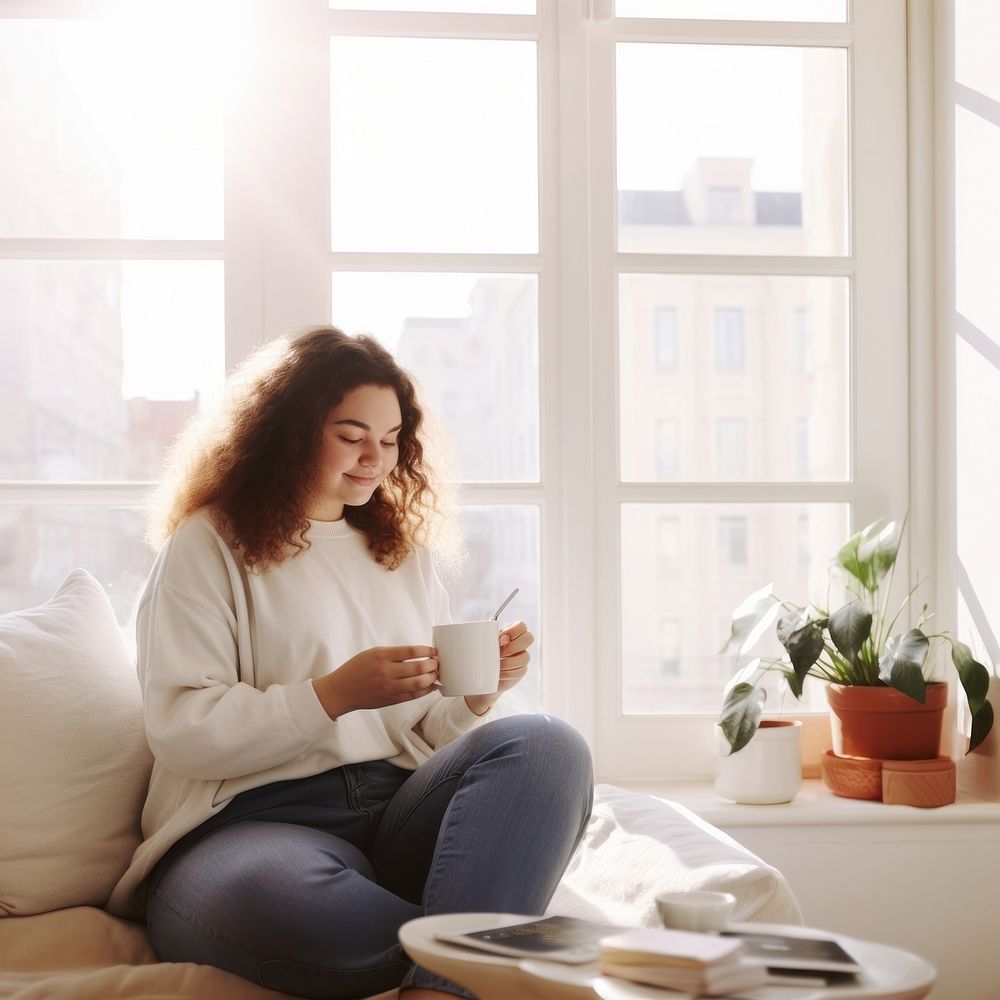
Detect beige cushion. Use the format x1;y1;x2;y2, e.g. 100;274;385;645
547;783;803;927
0;570;152;916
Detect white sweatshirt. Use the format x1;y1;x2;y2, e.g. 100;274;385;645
107;509;491;920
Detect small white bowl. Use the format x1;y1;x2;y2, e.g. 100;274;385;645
655;890;736;933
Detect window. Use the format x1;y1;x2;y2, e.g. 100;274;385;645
707;186;743;225
653;306;678;368
717;418;748;479
2;1;910;780
714;308;745;370
608;2;908;776
718;516;748;568
655;420;679;477
796;417;810;477
947;0;1000;673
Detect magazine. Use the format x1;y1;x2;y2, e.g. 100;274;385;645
720;925;863;975
435;915;624;964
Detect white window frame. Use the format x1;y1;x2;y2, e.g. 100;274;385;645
584;2;910;780
1;0;913;782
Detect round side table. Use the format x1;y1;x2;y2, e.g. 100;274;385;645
398;913;937;1000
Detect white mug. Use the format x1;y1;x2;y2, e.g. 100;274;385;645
432;621;501;697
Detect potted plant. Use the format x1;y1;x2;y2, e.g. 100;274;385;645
719;518;995;761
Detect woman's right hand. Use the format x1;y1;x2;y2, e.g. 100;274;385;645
312;645;439;720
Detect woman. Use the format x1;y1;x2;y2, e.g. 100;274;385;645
107;327;594;1000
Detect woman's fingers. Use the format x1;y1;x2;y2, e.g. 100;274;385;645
501;630;533;658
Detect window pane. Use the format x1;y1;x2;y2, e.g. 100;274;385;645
0;507;153;629
619;274;849;482
957;338;1000;657
956;107;1000;339
437;505;540;713
331;1;534;10
331;37;537;252
0;260;223;481
0;19;224;239
332;272;539;481
617;45;848;256
956;0;1000;103
616;0;846;21
620;503;850;714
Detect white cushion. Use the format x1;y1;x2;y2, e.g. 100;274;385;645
547;783;802;927
0;570;152;916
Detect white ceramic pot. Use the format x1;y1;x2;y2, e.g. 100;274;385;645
714;719;803;804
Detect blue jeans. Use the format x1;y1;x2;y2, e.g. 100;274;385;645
146;714;594;999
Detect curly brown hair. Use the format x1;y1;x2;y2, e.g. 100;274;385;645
151;326;440;570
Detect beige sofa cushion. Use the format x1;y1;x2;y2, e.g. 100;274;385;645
0;570;152;916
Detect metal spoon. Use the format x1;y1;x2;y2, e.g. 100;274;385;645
491;587;519;621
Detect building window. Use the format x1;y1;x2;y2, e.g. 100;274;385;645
653;306;678;369
719;516;748;567
714;308;745;370
717;418;748;479
655;420;679;477
796;417;810;477
707;186;743;225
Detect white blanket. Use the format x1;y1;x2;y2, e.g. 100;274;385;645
546;784;802;927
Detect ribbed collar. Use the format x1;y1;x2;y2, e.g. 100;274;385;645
306;518;357;539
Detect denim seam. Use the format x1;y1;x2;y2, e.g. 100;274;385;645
257;955;411;978
151;887;274;963
418;772;471;915
373;769;464;858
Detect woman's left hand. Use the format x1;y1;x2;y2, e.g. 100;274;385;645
464;620;533;717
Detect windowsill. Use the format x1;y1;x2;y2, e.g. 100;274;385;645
615;777;1000;829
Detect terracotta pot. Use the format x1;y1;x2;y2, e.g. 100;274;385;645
714;719;802;804
827;682;947;760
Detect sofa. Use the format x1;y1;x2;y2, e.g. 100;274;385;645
0;569;801;999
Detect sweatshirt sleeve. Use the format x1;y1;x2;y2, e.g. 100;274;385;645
137;523;330;781
413;691;499;750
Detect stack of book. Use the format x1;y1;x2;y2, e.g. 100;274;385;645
598;927;768;995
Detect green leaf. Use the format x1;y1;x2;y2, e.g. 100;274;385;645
969;700;995;754
828;600;873;665
720;584;777;655
878;628;930;702
781;667;805;699
859;519;903;584
776;609;826;686
835;530;868;588
723;658;762;699
836;519;902;591
952;641;990;716
720;682;766;754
